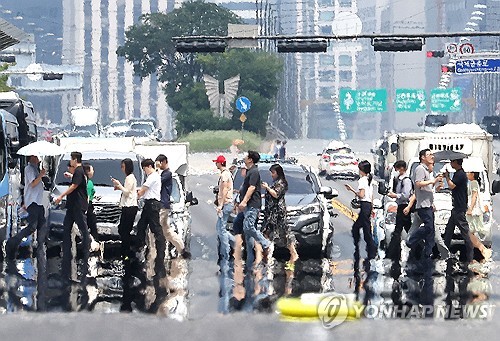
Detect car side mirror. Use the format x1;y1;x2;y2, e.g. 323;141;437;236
378;180;389;195
319;186;338;199
7;156;17;169
492;180;500;195
417;122;423;127
390;143;398;153
186;191;198;206
42;177;53;190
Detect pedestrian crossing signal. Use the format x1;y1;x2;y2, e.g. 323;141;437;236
427;50;445;58
441;65;455;73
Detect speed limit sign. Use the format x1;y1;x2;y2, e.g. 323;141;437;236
459;43;474;54
446;43;458;54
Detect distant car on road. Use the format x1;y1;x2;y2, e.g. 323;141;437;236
129;120;162;141
105;120;130;137
318;141;359;180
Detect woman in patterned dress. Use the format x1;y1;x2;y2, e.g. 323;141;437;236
262;164;299;266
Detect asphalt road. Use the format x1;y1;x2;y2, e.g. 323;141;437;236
1;138;499;340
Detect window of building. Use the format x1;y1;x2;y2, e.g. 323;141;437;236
338;55;352;67
320;55;335;66
338;0;352;7
319;11;334;21
319;70;335;82
319;87;334;99
339;70;352;82
319;0;334;7
320;26;332;35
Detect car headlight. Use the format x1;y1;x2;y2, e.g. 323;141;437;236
301;222;320;234
300;203;321;215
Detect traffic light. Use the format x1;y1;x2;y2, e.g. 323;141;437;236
372;38;423;52
0;55;16;63
175;40;227;53
276;39;328;53
427;50;445;58
441;65;456;73
42;73;63;80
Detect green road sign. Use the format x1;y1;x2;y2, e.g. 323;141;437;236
340;89;387;113
395;89;426;112
430;88;462;112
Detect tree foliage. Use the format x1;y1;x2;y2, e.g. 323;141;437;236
0;64;13;92
117;0;283;137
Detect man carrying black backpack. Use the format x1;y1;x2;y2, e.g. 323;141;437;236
386;160;413;265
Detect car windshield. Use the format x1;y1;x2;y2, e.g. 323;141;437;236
482;116;500;125
69;130;92;138
130;123;153;134
55;157;142;187
233;167;317;195
331;154;355;160
110;121;129;128
425;115;448;127
409;161;486;192
326;147;351;154
125;129;148;137
74;124;98;135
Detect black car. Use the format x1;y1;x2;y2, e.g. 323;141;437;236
229;162;338;258
481;116;500;138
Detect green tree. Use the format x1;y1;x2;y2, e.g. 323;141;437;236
117;0;241;98
197;49;282;135
0;64;12;92
117;0;283;137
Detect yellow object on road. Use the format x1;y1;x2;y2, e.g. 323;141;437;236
276;292;362;321
331;198;358;222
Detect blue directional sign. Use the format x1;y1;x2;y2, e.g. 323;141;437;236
455;58;500;74
236;96;251;113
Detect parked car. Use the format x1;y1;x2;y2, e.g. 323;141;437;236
229;162;338;258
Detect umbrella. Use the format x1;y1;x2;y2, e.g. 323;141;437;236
232;139;244;146
433;150;468;162
17;140;65;156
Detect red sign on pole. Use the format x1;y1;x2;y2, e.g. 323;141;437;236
459;43;474;54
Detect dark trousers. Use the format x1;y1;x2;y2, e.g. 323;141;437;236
136;199;166;278
118;206;138;258
87;202;98;241
62;205;90;280
352;201;376;271
444;209;473;262
7;203;48;263
386;204;412;261
408;207;435;258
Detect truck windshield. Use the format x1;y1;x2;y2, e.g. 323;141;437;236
425;115;448;127
409;162;487;192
